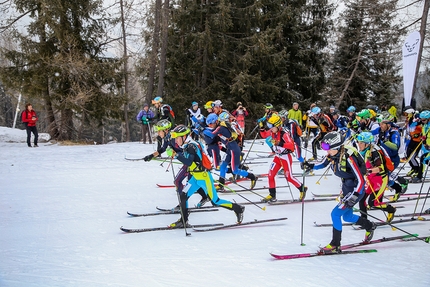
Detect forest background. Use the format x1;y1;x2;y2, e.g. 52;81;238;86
0;0;429;143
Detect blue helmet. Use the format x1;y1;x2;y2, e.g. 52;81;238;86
346;106;356;113
419;110;430;120
356;132;374;144
218;111;230;122
192;101;198;106
311;106;321;114
206;113;218;125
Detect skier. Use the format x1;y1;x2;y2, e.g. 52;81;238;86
204;112;258;191
356;132;397;223
261;113;307;203
168;125;245;228
185;101;202;141
309;106;335;161
302;131;376;253
143;119;209;209
403;106;423;179
152;96;176;151
410;110;430;183
372;112;409;201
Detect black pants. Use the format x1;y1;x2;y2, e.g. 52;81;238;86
26;126;38;146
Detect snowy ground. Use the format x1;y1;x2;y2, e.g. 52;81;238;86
1;126;429;287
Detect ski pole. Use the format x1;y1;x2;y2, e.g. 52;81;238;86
278;156;295;201
169;157;191;236
392;139;424;178
353;207;428;244
241;127;260;165
210;171;265;199
412;164;429;215
214;179;266;211
315;166;331;185
300;168;306;246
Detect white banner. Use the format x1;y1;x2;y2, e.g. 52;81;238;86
402;31;421;107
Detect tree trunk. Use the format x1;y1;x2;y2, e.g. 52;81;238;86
120;0;130;141
147;0;162;100
156;0;169;99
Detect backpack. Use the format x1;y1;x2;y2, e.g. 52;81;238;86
375;145;395;172
344;145;367;175
190;141;213;171
291;120;303;137
162;104;175;119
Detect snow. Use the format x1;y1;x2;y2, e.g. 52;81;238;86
1;126;429;287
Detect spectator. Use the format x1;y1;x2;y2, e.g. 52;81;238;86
136;103;155;144
287;102;303;127
231;102;249;134
22;103;39;147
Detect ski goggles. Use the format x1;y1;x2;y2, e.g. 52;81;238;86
321;142;341;151
267;123;274;128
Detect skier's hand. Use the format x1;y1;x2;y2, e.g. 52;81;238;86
343;192;360;208
300;161;314;172
143;154;154;162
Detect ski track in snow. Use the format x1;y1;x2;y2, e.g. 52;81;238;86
1;127;429;287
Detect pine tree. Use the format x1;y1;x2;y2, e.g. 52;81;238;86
326;0;404;111
0;0;123;140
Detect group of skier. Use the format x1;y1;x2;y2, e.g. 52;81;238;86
138;97;429;253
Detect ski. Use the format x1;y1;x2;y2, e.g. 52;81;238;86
120;223;223;233
395;212;430;218
127;208;219;217
267;197;336;205
341;234;420;250
351;217;426;229
192;217;288;232
314;217;425;227
218;185;291;193
156;205;216;212
156;177;249;188
125;156;171;161
270;249;377;260
312;192;341;198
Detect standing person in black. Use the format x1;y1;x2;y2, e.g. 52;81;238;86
22;103;39;147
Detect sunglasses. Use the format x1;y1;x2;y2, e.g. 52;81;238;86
267;123;273;128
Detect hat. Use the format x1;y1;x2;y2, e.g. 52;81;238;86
143;103;149;107
237;102;242;107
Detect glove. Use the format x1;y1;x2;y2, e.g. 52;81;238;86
423;154;430;164
166;147;176;158
343;192;360;208
300;161;314;172
297;156;304;163
143;154;154;162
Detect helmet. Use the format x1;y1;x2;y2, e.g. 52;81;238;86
380;111;394;123
153;119;172;131
218;111;230;122
346;106;356;113
152;96;163;104
357;109;371;120
204;101;213;109
206;113;219;125
321;131;344;150
419;110;430;120
311;106;321;114
170;125;190;139
331;109;340;115
192;101;198;106
267;113;282;127
264;103;273;109
356;132;374;144
278;109;288;118
404;106;415;114
212;100;222;107
366;105;379;113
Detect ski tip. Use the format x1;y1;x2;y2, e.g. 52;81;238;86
262;206;266;211
425;237;430;243
300;243;306;246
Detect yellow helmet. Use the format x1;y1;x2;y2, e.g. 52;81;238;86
267;113;282;127
204;101;213;109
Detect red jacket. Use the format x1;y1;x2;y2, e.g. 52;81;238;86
22;110;38;127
